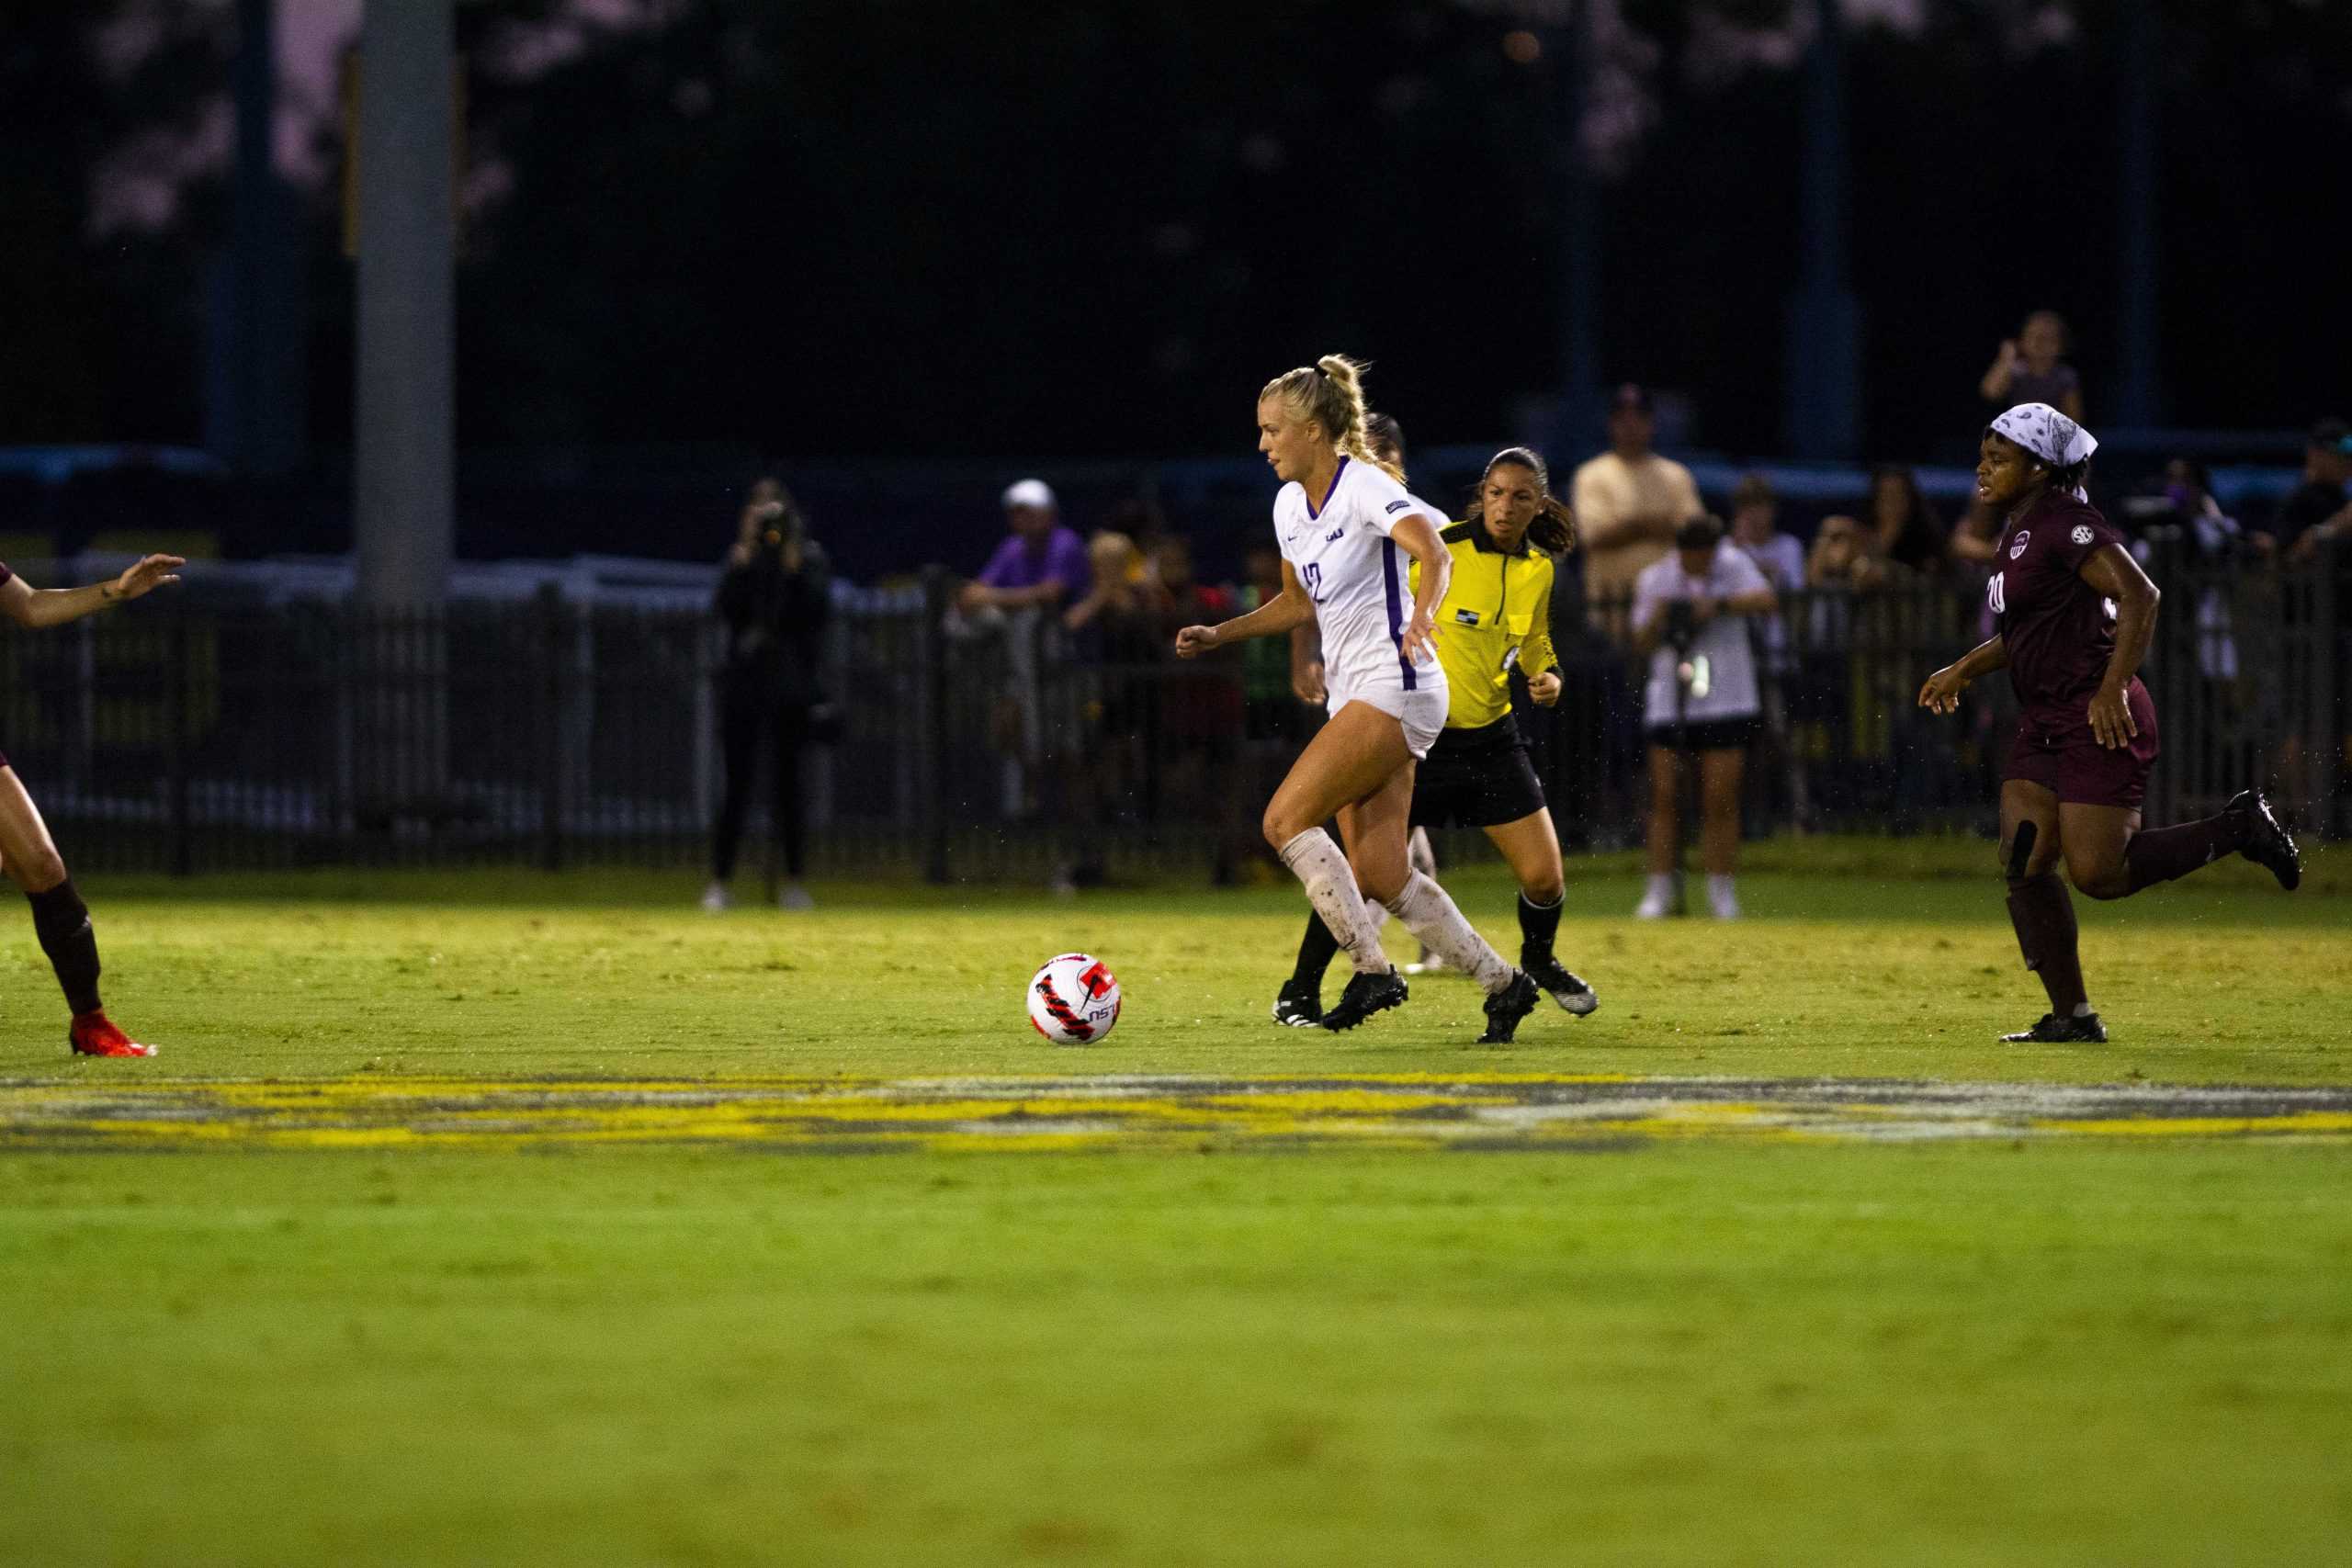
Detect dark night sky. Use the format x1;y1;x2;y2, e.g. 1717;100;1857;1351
6;0;2349;475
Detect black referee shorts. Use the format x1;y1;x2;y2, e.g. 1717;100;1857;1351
1410;717;1548;830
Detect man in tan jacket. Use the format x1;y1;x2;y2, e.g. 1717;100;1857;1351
1571;384;1703;634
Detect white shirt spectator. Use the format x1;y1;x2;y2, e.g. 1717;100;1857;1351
1734;534;1806;674
1632;544;1772;726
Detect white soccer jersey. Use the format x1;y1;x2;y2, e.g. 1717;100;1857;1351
1273;457;1447;703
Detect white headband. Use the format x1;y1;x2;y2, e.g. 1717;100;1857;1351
1991;402;2097;470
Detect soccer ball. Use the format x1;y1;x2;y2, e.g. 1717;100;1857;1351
1028;953;1122;1044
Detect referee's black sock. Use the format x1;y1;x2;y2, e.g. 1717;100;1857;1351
1292;911;1343;986
26;879;102;1016
1517;890;1564;964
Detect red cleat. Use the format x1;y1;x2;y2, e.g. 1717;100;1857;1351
69;1011;155;1058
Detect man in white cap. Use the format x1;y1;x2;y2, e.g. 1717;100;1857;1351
959;478;1091;614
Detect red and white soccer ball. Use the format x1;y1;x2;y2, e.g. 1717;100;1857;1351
1028;953;1122;1044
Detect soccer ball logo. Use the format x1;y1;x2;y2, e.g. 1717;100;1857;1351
1028;953;1122;1044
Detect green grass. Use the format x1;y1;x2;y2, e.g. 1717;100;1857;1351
3;852;2347;1562
3;848;2339;1084
5;1145;2348;1565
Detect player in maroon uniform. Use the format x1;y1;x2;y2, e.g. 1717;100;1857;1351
0;552;185;1056
1918;404;2299;1043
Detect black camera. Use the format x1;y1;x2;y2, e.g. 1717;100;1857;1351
1662;598;1699;651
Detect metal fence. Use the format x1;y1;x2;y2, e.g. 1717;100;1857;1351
2;544;2340;879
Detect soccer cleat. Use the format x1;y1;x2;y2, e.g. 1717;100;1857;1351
1478;970;1544;1044
699;881;730;912
1320;969;1408;1032
2000;1011;2109;1044
1707;881;1741;920
1524;955;1599;1017
69;1011;154;1058
1633;888;1671;920
778;882;815;911
2229;789;2301;891
1271;978;1323;1028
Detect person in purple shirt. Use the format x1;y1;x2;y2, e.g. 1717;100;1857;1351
1918;404;2300;1046
958;478;1091;614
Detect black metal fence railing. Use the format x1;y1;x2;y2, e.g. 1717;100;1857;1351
0;543;2339;879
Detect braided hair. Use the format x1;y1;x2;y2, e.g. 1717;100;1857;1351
1463;446;1577;556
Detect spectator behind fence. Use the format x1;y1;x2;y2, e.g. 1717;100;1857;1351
1979;309;2085;423
1571;383;1702;631
1058;530;1157;890
2269;417;2352;562
704;478;832;913
1728;473;1808;825
953;478;1091;819
1869;464;1950;576
1630;515;1777;920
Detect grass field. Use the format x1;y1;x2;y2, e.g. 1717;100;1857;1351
4;845;2347;1563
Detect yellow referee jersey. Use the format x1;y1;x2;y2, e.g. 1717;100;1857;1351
1408;520;1559;730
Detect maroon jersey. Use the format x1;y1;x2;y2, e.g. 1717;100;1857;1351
1988;491;2132;729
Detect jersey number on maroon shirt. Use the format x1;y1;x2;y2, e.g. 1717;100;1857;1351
1988;570;2115;625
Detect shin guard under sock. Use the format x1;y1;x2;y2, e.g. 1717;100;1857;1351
2006;872;2086;1016
2123;813;2245;893
1279;829;1389;976
1384;872;1512;993
1517;890;1564;964
26;879;102;1016
1293;911;1344;985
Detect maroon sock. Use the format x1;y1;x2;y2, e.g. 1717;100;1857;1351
2006;874;2086;1015
26;880;102;1016
2124;812;2246;893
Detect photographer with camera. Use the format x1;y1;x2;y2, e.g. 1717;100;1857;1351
1629;515;1777;919
703;477;833;912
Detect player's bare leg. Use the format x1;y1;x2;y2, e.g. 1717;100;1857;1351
0;767;149;1057
1486;808;1596;1017
2067;793;2300;898
1264;703;1415;1036
1997;778;2099;1043
1637;745;1684;918
1697;747;1747;919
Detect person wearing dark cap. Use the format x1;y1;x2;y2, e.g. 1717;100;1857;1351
1628;514;1777;919
2268;417;2352;561
1570;384;1702;631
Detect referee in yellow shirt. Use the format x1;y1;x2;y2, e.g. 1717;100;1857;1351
1275;447;1600;1027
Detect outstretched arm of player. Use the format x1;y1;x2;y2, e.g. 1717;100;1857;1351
2078;543;2160;750
1918;634;2007;715
1175;558;1313;658
0;555;185;630
1388;511;1450;668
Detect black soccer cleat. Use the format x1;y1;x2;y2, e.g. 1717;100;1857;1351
2001;1011;2109;1044
1524;955;1599;1018
1271;978;1324;1028
1320;969;1408;1032
1478;970;1544;1044
2229;788;2301;891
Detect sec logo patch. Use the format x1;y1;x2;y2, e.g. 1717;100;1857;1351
2072;525;2095;546
2009;531;2030;559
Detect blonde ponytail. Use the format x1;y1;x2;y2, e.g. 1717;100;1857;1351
1261;353;1407;484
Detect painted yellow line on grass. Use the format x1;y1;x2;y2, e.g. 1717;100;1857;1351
5;1075;2350;1153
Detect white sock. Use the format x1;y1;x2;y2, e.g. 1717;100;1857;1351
2072;1000;2096;1018
1645;873;1674;901
1278;829;1389;976
1366;898;1391;933
1707;874;1736;900
1384;871;1512;993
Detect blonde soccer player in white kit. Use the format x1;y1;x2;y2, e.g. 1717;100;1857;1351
1174;355;1542;1040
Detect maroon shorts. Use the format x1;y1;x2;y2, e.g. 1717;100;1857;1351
2004;680;2159;810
